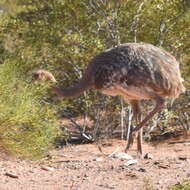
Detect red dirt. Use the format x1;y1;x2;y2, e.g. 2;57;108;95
0;135;190;190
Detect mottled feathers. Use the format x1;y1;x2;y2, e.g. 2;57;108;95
89;43;185;100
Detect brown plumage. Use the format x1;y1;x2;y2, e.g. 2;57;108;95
32;43;185;155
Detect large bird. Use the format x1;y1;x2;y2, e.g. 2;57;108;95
32;43;185;155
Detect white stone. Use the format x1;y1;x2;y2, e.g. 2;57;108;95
93;157;104;162
41;166;55;171
184;143;190;146
113;153;133;160
124;159;138;166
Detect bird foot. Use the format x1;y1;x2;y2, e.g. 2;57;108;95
136;151;143;159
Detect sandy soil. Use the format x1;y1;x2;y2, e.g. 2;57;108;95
0;135;190;190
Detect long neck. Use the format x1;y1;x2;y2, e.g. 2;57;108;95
51;64;94;98
52;79;92;98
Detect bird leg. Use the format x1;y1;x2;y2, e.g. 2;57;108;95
137;128;143;156
133;97;165;133
125;125;135;149
125;97;165;155
125;100;142;155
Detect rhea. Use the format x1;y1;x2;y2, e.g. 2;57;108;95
32;43;185;155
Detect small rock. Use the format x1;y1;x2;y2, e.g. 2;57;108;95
184;142;190;146
126;173;137;178
93;157;104;162
174;149;183;152
124;159;138;166
113;153;133;160
138;168;146;172
5;172;18;179
144;153;153;160
41;166;55;171
153;161;160;165
155;162;170;169
178;156;187;161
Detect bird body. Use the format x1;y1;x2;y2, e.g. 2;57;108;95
32;43;185;155
89;43;185;100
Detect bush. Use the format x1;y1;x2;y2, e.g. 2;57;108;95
0;62;60;159
169;181;190;190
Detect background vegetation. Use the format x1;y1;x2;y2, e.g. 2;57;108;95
0;0;189;158
170;181;190;190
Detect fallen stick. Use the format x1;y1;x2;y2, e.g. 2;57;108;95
108;147;120;158
5;172;18;179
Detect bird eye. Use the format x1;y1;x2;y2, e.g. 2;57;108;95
33;73;39;79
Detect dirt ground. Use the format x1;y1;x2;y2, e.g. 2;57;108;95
0;133;190;190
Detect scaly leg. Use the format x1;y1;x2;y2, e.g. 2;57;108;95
137;128;143;156
125;100;142;154
133;97;165;133
125;97;165;155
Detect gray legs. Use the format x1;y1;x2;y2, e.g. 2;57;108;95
125;100;142;155
125;97;165;155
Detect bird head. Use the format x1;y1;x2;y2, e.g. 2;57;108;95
32;69;57;83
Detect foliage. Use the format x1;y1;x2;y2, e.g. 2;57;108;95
169;181;190;190
0;61;60;159
141;177;156;190
0;0;189;157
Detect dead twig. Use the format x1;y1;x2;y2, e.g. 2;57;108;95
108;147;120;158
96;142;107;156
5;172;18;179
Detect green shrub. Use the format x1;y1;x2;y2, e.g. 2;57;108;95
169;181;190;190
0;62;60;159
